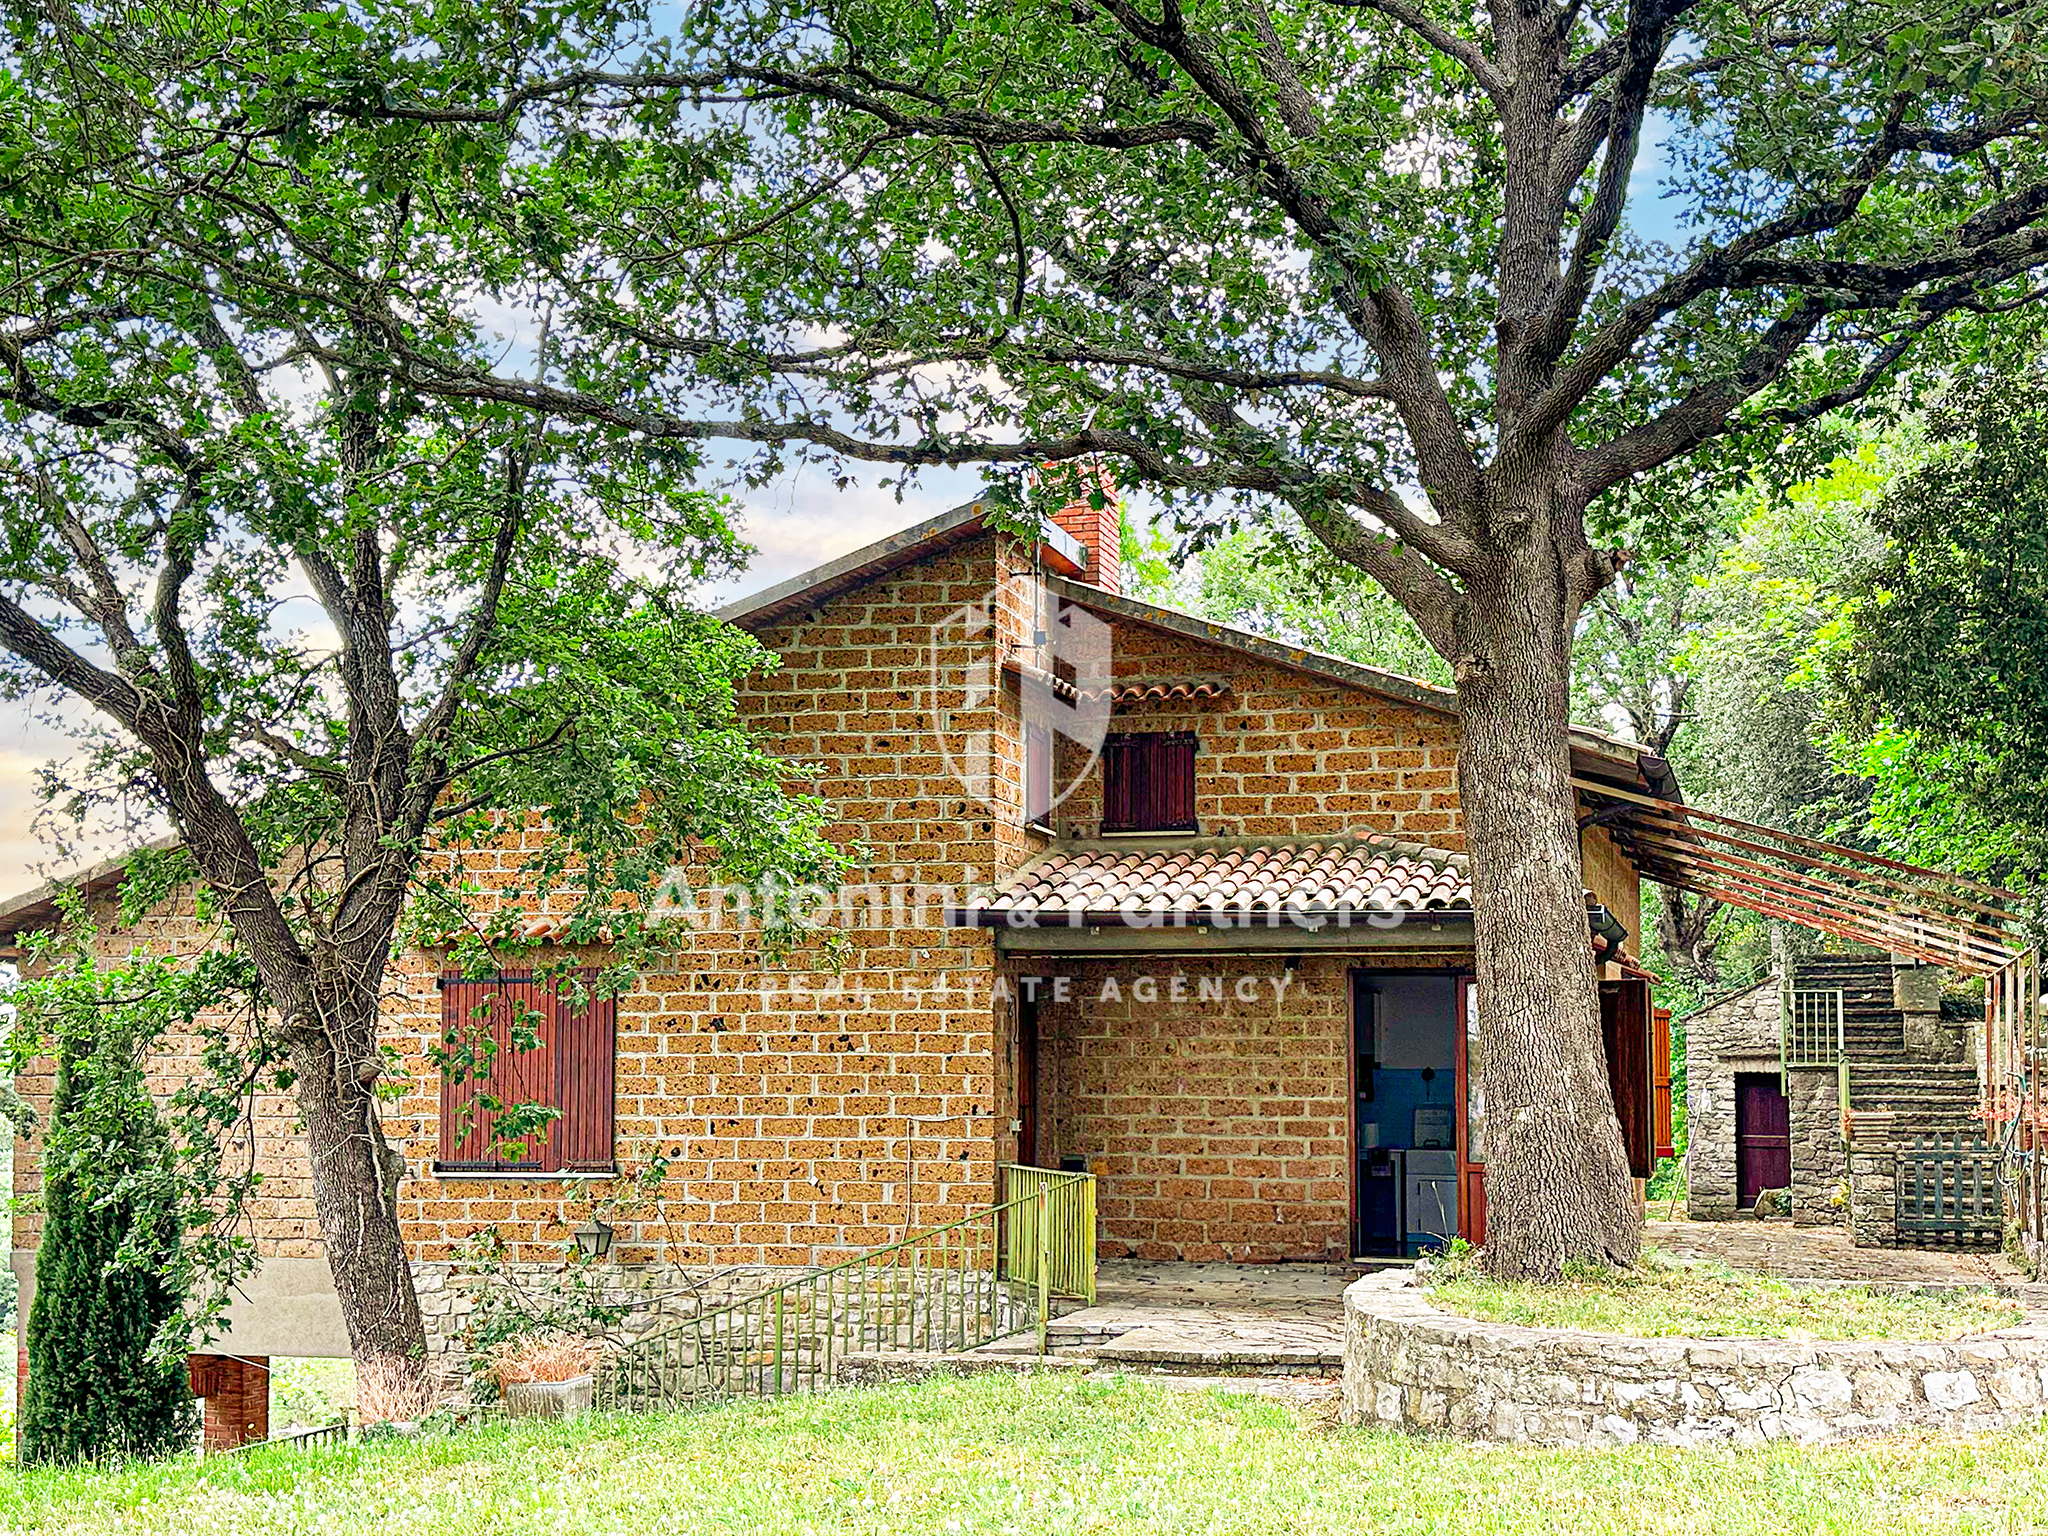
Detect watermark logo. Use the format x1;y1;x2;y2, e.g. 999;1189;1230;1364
931;573;1113;818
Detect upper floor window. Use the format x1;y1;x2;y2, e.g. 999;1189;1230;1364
1101;731;1197;833
436;972;617;1174
1025;722;1053;828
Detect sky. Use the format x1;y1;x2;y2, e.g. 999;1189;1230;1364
0;102;1692;902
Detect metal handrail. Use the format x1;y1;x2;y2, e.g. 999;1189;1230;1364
597;1168;1095;1411
1784;987;1845;1069
215;1419;349;1456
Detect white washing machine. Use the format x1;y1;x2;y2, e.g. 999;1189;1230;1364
1404;1149;1457;1254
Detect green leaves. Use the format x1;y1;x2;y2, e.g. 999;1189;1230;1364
1823;367;2048;891
7;895;267;1377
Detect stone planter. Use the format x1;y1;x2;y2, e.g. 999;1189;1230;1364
502;1375;594;1421
1341;1269;2048;1447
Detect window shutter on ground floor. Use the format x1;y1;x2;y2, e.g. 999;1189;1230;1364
1651;1004;1675;1162
1600;977;1656;1180
437;972;615;1173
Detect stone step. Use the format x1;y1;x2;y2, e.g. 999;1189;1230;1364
1855;1068;1979;1085
1855;1077;1980;1098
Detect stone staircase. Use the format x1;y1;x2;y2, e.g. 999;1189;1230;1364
1792;956;1981;1142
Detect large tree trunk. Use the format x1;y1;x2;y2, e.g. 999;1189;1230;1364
288;1011;428;1398
172;780;432;1397
1658;889;1723;992
1454;546;1642;1281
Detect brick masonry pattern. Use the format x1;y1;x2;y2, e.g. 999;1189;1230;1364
12;528;1651;1304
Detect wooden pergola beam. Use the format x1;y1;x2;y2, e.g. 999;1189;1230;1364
1570;777;2017;902
1626;829;2012;962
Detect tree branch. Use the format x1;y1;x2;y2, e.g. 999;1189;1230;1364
1321;0;1506;105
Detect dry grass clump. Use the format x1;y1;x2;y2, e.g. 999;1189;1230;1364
489;1329;602;1387
355;1357;439;1425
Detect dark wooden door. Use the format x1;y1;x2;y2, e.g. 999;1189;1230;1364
1735;1073;1791;1208
1017;992;1041;1167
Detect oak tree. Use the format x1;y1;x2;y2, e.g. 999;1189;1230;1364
340;0;2048;1275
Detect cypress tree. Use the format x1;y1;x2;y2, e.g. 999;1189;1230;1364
19;1030;196;1464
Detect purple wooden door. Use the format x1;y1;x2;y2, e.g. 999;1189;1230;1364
1735;1073;1791;1208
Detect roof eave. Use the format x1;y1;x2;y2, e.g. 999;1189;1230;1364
0;832;183;944
1036;574;1679;796
719;498;1089;632
948;905;1475;930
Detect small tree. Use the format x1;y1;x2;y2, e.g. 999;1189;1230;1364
18;1025;195;1464
0;12;848;1394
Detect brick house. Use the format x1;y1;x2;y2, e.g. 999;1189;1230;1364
3;491;1684;1427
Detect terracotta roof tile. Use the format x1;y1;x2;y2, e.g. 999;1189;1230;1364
961;836;1472;926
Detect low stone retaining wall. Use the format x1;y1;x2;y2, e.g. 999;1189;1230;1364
1341;1269;2048;1446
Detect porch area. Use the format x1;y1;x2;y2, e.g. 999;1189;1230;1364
968;1221;2032;1389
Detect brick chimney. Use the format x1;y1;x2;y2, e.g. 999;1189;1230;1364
1048;462;1121;595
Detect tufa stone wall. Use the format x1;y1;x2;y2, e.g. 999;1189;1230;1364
1578;823;1643;954
1050;617;1466;847
1042;601;1638;941
1342;1269;2048;1446
1028;953;1469;1263
10;526;1660;1338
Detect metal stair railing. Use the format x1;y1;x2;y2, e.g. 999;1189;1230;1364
596;1167;1095;1412
1783;987;1845;1069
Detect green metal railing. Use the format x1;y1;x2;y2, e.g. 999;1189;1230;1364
999;1164;1098;1308
1783;987;1845;1069
596;1167;1095;1411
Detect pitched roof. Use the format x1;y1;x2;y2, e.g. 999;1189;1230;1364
952;835;1471;928
717;499;1089;630
716;497;1676;791
0;834;181;945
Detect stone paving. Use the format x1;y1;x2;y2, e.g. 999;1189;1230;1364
998;1259;1362;1374
1646;1218;2023;1285
969;1231;2028;1395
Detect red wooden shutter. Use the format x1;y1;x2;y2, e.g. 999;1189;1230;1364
553;982;617;1173
496;977;555;1170
439;972;616;1173
1599;977;1655;1178
1101;735;1140;831
1652;1004;1675;1162
438;975;552;1171
1147;732;1196;831
1025;723;1052;826
1100;732;1197;832
439;977;498;1168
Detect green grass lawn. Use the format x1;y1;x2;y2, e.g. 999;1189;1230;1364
3;1373;2047;1535
1426;1249;2025;1340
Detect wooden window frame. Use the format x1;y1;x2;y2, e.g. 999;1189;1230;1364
1024;722;1054;829
1100;730;1198;834
435;971;617;1177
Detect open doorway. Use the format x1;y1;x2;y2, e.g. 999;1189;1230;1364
1351;971;1460;1257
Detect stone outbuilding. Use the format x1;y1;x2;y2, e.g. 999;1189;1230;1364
1686;954;1981;1235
